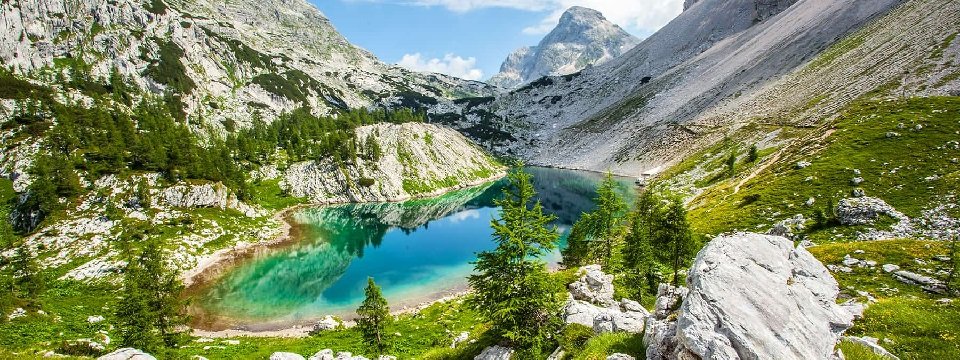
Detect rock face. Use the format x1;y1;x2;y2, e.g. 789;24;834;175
645;233;854;360
161;182;260;217
562;265;649;334
97;348;157;360
282;122;504;204
488;7;639;89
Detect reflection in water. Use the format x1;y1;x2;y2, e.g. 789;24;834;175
191;167;634;329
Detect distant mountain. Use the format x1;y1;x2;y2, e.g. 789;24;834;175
487;6;639;89
0;0;495;129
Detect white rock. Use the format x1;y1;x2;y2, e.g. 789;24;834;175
605;354;635;360
312;315;340;332
568;265;615;306
882;264;900;273
7;308;25;320
87;315;105;323
270;353;306;360
97;348;157;360
308;349;334;360
451;331;470;348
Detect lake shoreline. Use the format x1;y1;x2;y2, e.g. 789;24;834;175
180;172;506;335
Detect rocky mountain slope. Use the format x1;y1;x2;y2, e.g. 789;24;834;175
434;0;960;178
0;0;494;129
487;7;639;90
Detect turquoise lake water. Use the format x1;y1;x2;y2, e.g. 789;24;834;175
190;167;634;330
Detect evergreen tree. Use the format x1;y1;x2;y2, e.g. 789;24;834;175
656;199;696;286
469;166;562;357
356;277;391;354
115;237;186;353
622;190;661;299
11;244;44;307
560;173;626;269
726;152;737;178
748;144;759;162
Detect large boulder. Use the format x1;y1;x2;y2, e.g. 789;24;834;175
161;182;260;217
650;233;853;360
97;348;157;360
836;197;908;226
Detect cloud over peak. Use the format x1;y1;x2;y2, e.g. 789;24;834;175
397;53;485;80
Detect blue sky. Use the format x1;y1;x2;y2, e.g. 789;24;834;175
310;0;684;81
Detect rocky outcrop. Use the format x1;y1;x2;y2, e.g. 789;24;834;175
645;233;854;360
562;265;649;334
271;353;306;360
97;348;157;360
488;7;638;89
283;123;504;204
161;182;261;217
475;346;514;360
836;197;908;226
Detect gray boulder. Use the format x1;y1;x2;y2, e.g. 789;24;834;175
312;315;340;332
568;264;615;306
270;353;306;360
836;197;908;226
646;233;854;360
475;345;514;360
98;348;157;360
308;350;334;360
606;354;635;360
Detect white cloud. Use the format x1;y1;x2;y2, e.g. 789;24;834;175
407;0;684;36
396;53;485;80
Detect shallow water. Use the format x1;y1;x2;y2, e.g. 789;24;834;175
189;167;635;330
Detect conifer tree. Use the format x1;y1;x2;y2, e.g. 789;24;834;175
116;237;186;353
356;277;391;354
469;166;562;357
726;152;737;178
622;190;661;298
656;199;696;286
560;173;626;268
748;144;759;162
11;244;44;307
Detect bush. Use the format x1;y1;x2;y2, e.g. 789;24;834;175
358;178;376;187
559;324;595;353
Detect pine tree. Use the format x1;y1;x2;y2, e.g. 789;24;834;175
356;277;391;354
748;144;759;162
469;166;562;357
11;244;44;307
115;237;186;353
622;190;661;299
560;173;626;269
726;152;737;178
656;199;696;286
592;173;628;269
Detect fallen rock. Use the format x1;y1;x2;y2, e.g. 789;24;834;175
606;354;635;360
313;315;340;332
892;270;946;293
97;348;157;360
270;353;306;360
475;345;514;360
836;197;908;226
843;336;900;359
767;214;806;239
451;331;470;348
646;233;853;360
568;264;615;306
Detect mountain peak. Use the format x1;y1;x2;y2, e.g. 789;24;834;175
560;6;605;23
488;7;639;89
